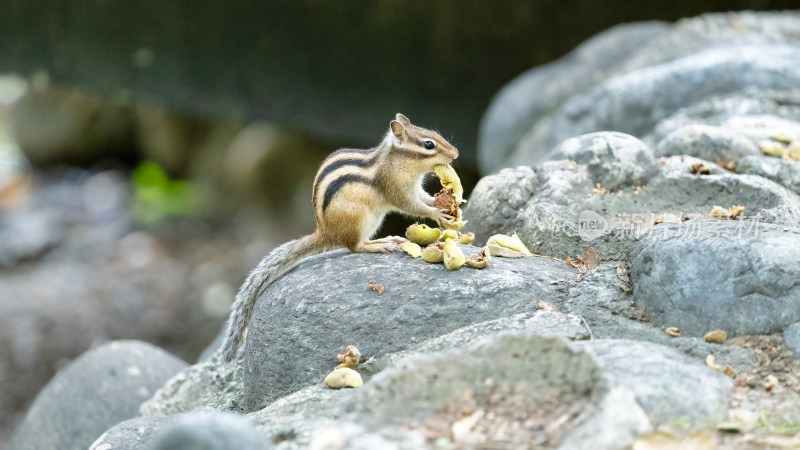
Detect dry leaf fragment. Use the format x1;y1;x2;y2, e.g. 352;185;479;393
720;160;737;172
566;247;601;277
665;327;681;337
704;329;727;344
367;280;384;294
336;345;361;369
728;205;744;219
538;300;557;312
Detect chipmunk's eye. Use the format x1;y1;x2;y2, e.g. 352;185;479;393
423;140;435;150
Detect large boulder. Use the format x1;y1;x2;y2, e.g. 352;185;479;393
631;220;800;337
479;11;800;174
9;341;186;450
89;412;268;450
242;246;577;411
467;132;800;260
478;21;670;173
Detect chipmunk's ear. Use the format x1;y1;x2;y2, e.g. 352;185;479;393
395;113;411;125
390;120;407;140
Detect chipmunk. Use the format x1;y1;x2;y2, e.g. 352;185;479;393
220;113;459;363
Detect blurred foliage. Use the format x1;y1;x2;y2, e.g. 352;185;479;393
131;161;198;223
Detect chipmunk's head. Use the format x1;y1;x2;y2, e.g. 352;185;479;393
388;113;459;169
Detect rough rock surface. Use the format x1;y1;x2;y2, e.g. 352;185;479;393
478;21;670;173
478;12;800;172
243;246;576;411
784;322;800;359
238;333;730;449
467;132;800;260
655;124;760;163
90;412;268;450
9;341;186;450
739;155;800;196
631;220;800;337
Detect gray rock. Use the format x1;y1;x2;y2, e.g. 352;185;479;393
89;412;267;450
9;341;186;450
631;220;800;337
0;208;60;267
364;310;591;376
784;322;800;359
655;124;760;163
617;12;800;75
549;132;658;191
649;95;800;147
140;310;590;421
467;132;800;260
565;264;756;370
89;415;178;450
512;45;800;162
478;21;670;173
139;352;242;417
573;340;732;422
738;155;800;196
153;412;268;450
357;332;729;449
243;246;576;411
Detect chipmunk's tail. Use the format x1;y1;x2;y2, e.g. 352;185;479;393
220;233;326;364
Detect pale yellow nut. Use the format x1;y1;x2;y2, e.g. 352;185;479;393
399;242;422;258
486;233;532;257
433;164;464;204
788;142;800;161
441;229;458;241
704;329;727;345
422;244;444;263
760;140;787;157
324;368;363;389
441;219;466;231
710;205;730;219
459;232;475;245
465;246;491;269
665;327;681;337
770;130;796;144
405;223;442;246
443;238;466;270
